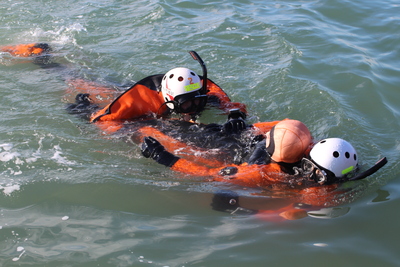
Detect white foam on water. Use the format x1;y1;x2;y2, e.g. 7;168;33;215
51;145;77;166
29;23;87;47
12;247;25;262
0;143;13;151
0;184;21;195
0;151;20;162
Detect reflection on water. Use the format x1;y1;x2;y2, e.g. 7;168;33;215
307;207;350;219
371;189;390;203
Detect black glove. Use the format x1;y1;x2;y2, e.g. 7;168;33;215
75;93;92;106
247;139;270;165
66;94;98;116
227;108;246;121
223;119;246;134
141;137;179;167
222;109;247;134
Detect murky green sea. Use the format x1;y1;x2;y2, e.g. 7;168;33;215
1;0;400;266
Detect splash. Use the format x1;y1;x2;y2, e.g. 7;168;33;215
28;23;87;48
51;145;77;166
0;143;20;163
0;184;21;195
0;151;20;162
0;143;13;151
0;140;76;191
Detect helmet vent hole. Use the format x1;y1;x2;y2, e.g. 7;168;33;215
354;154;357;161
169;74;174;79
345;152;350;158
178;76;184;82
333;151;339;158
190;72;196;76
320;140;326;144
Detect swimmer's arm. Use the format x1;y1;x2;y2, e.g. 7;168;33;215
141;136;218;176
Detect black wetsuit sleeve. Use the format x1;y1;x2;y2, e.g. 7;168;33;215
247;139;270;165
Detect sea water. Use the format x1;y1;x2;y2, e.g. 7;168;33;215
0;0;400;266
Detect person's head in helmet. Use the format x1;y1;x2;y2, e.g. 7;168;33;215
302;138;359;184
266;119;312;164
161;67;208;119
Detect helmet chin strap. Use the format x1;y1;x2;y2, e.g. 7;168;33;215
163;100;177;110
265;126;276;159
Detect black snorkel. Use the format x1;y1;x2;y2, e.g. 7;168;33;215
348;157;388;181
189;51;208;95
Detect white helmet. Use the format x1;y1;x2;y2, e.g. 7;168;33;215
310;138;358;179
161;67;202;109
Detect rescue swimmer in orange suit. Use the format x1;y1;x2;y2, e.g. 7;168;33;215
141;120;387;220
0;43;53;65
65;50;257;165
0;43;51;57
142;119;314;186
66;51;248;134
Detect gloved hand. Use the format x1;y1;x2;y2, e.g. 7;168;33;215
141;136;165;158
75;93;92;106
222;108;247;134
66;93;98;116
223;119;246;134
141;136;179;167
227;108;246;121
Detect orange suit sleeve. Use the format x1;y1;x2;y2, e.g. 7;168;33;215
251;120;283;136
90;84;166;122
136;126;225;167
171;159;286;188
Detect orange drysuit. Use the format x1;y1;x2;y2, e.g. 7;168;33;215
0;43;50;57
88;76;247;121
65;74;248;135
